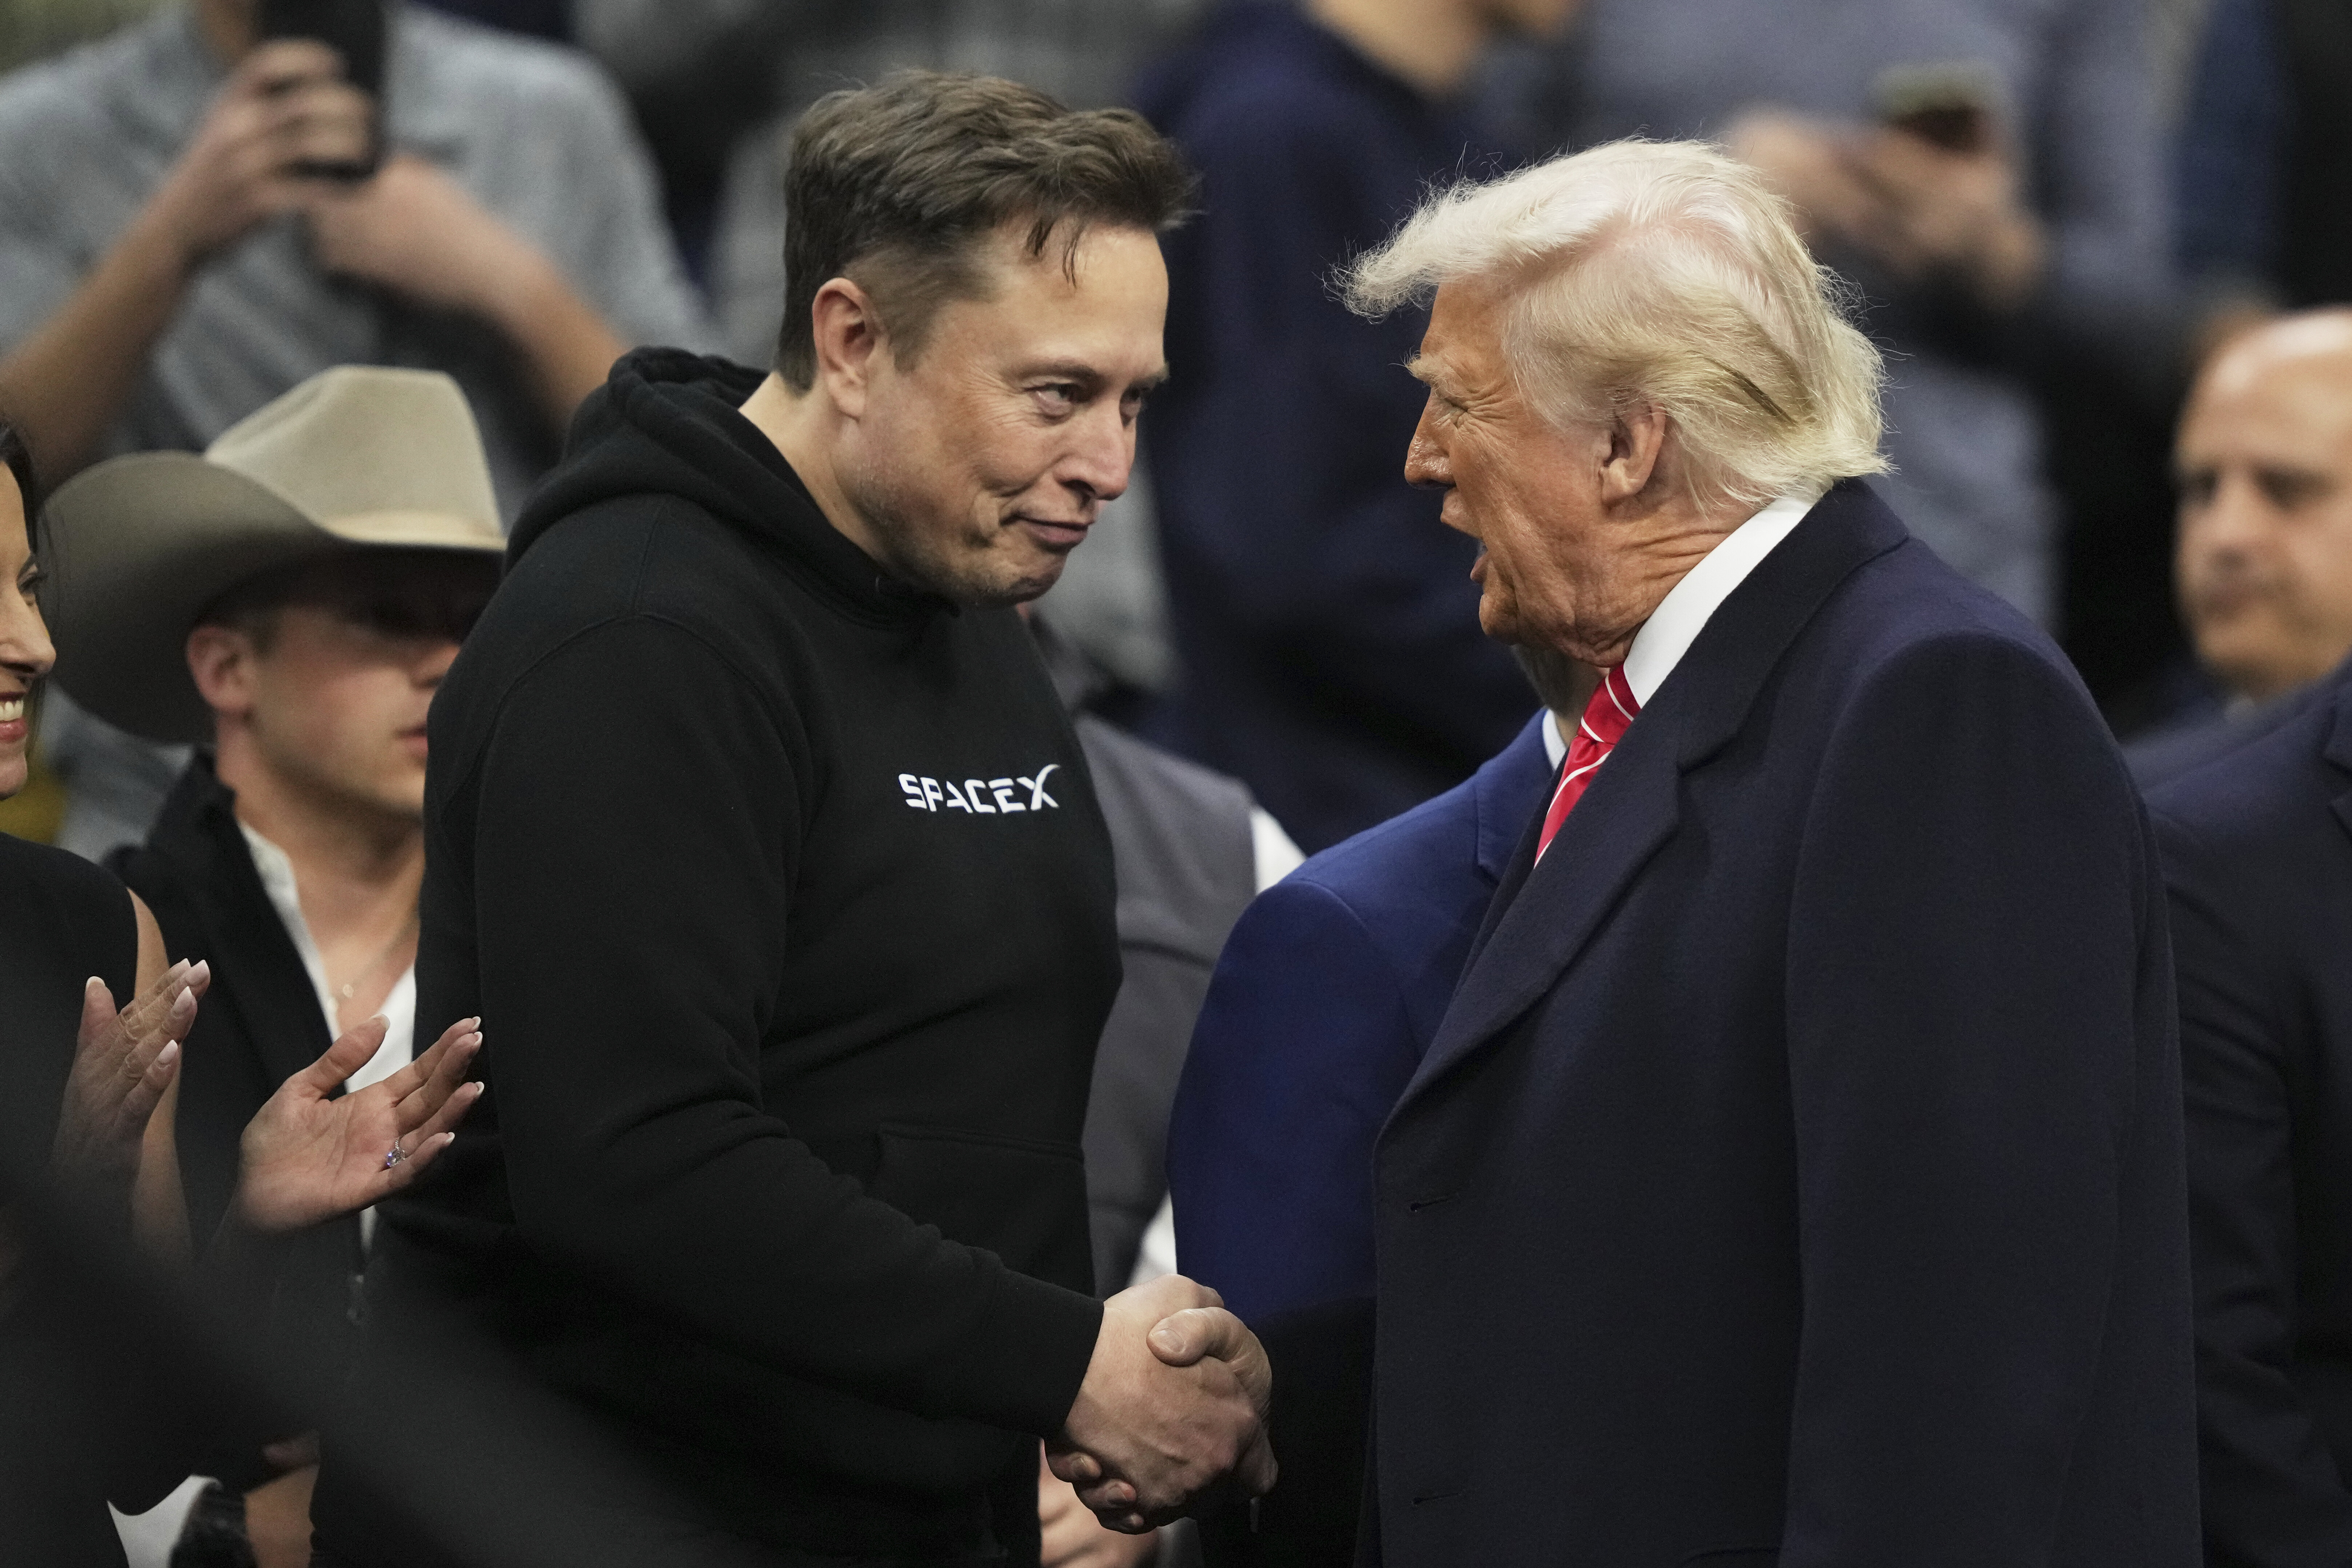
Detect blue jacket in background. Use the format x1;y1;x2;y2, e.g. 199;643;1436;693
1134;3;1535;855
1167;711;1555;1325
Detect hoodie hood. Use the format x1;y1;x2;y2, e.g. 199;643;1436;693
510;348;947;622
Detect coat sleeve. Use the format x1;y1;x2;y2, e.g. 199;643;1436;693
1778;632;2172;1563
2155;806;2352;1566
1167;877;1420;1325
461;616;1101;1436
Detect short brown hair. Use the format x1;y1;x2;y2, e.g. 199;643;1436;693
776;70;1195;388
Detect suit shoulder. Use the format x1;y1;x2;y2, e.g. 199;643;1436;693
1293;768;1484;906
1812;542;2101;726
2146;671;2349;851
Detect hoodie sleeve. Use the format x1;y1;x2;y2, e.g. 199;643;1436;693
459;613;1103;1436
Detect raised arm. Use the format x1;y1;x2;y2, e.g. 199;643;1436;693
0;41;371;480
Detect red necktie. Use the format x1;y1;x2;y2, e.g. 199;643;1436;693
1534;665;1640;863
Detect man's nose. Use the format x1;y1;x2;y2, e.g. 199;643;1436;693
1062;405;1135;505
2187;469;2271;564
416;639;463;687
1403;400;1450;490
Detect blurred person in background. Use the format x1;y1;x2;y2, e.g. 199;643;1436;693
1515;0;2168;630
2141;639;2352;1568
2175;0;2352;324
0;412;482;1567
1166;644;1594;1565
1133;0;1582;855
2133;310;2352;774
0;0;707;862
41;367;503;1567
310;73;1272;1568
682;0;1213;359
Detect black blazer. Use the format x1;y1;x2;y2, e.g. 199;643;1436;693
109;754;357;1488
2143;657;2352;1567
1369;481;2199;1567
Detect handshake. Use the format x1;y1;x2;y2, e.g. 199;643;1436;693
1050;1273;1279;1531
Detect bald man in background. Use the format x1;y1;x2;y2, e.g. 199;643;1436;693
2136;311;2352;781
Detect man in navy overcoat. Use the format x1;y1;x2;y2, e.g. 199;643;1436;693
2143;653;2352;1565
1330;138;2200;1568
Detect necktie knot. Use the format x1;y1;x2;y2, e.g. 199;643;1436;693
1536;666;1640;863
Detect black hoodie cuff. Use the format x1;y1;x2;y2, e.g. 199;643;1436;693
957;1267;1103;1439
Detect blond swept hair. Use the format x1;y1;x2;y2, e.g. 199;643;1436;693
1344;139;1889;509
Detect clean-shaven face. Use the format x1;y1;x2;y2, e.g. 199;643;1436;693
0;468;56;800
241;607;458;821
840;221;1170;607
2175;319;2352;703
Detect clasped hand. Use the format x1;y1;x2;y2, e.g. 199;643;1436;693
1048;1273;1277;1532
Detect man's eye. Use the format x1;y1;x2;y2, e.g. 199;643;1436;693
2259;471;2329;511
1032;384;1080;413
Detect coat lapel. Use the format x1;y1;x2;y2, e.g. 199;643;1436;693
2325;665;2352;847
1396;480;1911;1112
1473;715;1556;884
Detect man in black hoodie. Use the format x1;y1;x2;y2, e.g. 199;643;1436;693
311;71;1273;1568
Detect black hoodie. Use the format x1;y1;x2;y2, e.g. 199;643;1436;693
319;351;1119;1561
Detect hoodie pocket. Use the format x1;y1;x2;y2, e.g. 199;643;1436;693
871;1123;1094;1293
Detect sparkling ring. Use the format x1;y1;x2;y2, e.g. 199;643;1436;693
383;1142;407;1170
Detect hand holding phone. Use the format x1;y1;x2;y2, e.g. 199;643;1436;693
258;0;387;180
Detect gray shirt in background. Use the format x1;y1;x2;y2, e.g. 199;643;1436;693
0;1;712;860
1520;0;2171;624
0;1;711;515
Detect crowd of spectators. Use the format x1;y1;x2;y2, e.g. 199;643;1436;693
0;1;2348;1567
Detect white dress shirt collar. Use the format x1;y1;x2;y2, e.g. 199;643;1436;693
1542;709;1569;770
1620;484;1827;707
239;820;417;1095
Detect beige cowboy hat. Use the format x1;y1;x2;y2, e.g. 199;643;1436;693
45;366;507;745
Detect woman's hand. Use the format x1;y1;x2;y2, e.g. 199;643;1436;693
51;959;208;1193
232;1015;484;1234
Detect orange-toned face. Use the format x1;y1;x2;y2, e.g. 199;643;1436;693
1402;277;1714;667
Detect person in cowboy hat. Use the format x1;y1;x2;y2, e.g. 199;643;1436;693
41;363;503;1565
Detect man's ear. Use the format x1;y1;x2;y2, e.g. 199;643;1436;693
808;277;888;419
185;624;258;724
1598;403;1670;505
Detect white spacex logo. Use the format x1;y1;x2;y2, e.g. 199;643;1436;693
899;764;1061;815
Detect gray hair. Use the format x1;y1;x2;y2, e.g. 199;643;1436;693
1344;139;1888;509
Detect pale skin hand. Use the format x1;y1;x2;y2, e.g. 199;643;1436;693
306;154;545;321
307;154;628;425
147;40;375;266
0;39;370;477
231;1014;483;1234
1727;108;2045;312
1049;1274;1277;1530
1038;1446;1159;1568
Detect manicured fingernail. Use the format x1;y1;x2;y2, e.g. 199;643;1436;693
156;1041;179;1067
